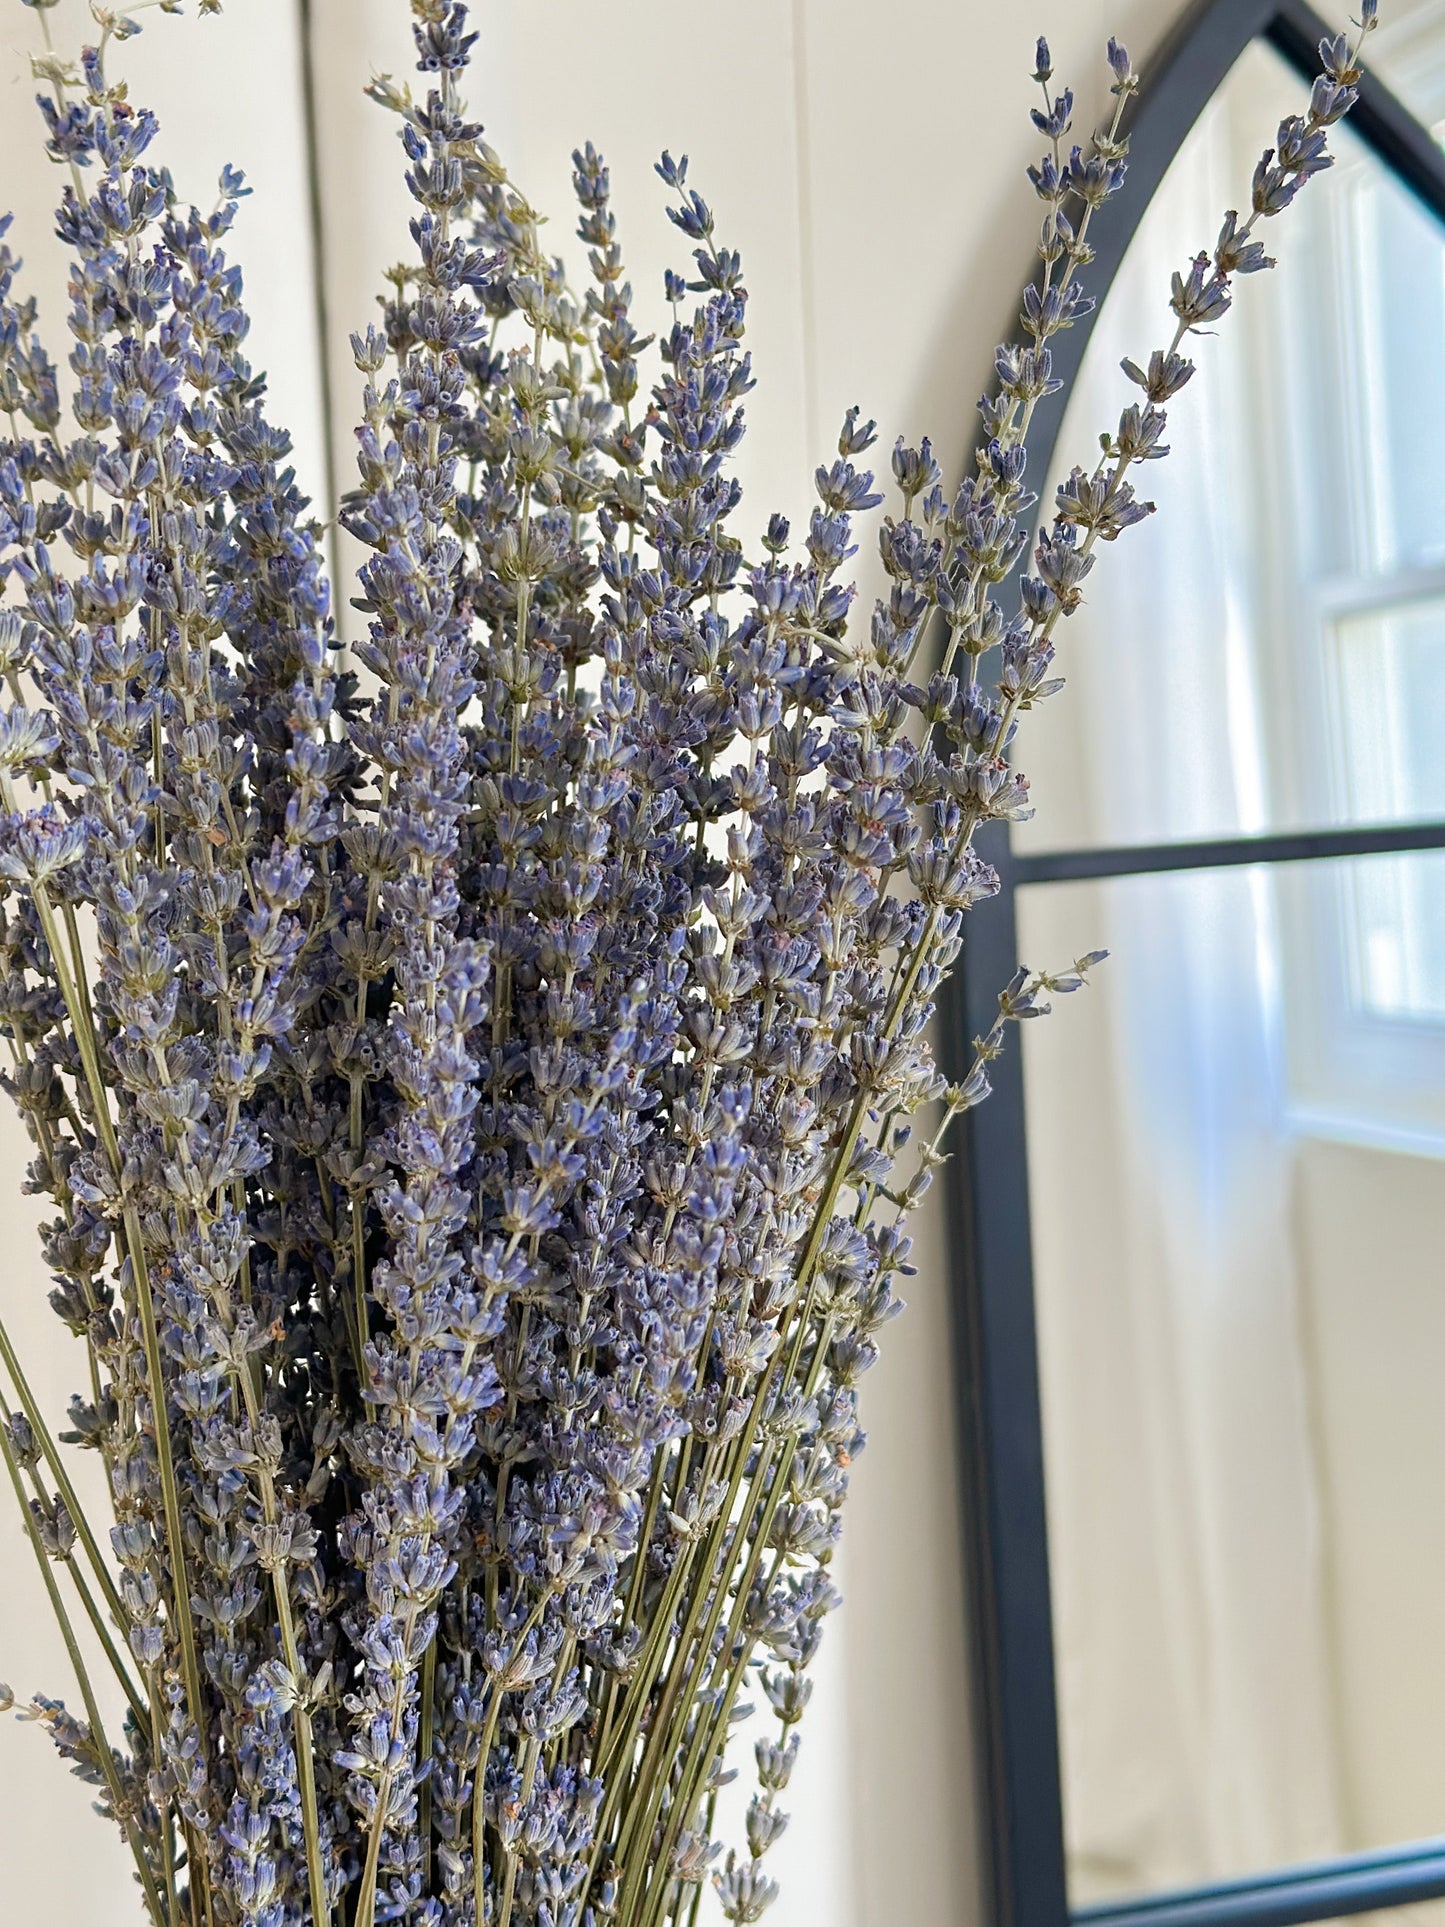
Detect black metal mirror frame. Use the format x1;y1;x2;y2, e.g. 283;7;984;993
942;7;1445;1927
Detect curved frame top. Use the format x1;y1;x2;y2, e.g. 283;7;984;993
941;9;1445;1927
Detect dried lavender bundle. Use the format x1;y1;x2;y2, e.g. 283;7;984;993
0;1;1373;1923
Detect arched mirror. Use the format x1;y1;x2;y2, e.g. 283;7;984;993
944;7;1445;1927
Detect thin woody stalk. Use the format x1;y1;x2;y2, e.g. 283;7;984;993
0;828;209;1760
0;1307;133;1649
0;1413;166;1925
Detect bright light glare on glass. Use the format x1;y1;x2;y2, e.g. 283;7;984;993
1332;598;1445;1021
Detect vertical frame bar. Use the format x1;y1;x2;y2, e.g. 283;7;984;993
942;827;1067;1927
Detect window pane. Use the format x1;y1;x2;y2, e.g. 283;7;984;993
1020;861;1445;1909
1359;0;1445;142
1330;601;1445;1018
1345;848;1445;1022
1014;35;1445;856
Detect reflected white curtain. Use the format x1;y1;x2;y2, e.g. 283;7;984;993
1019;49;1348;1902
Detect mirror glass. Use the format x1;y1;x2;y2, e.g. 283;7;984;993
1018;15;1445;1914
1024;860;1445;1909
1014;25;1445;861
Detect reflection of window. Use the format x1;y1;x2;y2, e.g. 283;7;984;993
1322;126;1445;579
1331;596;1445;1021
1281;93;1445;1029
1255;60;1445;1124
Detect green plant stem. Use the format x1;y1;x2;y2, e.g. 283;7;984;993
608;1461;753;1886
124;1196;206;1739
232;1368;331;1927
469;1689;503;1920
638;1547;791;1927
495;1733;541;1927
65;1551;150;1731
591;1511;696;1788
35;919;204;1745
587;1496;719;1875
278;1613;329;1927
0;1306;135;1651
418;1638;436;1893
147;1668;183;1927
624;1297;841;1920
680;1790;716;1927
468;1584;558;1925
1;840;212;1855
0;1412;166;1925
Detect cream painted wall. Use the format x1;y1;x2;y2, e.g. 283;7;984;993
0;0;1197;1920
